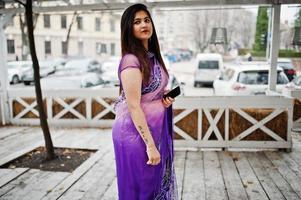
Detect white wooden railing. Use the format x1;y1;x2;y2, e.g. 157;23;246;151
283;88;301;131
173;95;293;150
6;88;294;150
8;88;119;128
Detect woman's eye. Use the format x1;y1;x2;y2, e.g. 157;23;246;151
134;21;140;24
145;18;150;23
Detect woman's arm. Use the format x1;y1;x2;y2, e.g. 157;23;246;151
120;68;160;165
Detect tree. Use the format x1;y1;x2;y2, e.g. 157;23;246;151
14;0;56;160
253;7;269;51
192;11;214;53
294;8;301;27
63;0;85;56
16;3;39;60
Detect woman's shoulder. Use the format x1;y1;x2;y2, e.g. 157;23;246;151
121;53;140;68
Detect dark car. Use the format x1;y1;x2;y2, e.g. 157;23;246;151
278;59;296;81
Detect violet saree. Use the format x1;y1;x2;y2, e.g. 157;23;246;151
112;53;178;200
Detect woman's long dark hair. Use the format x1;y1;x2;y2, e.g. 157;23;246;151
121;3;168;85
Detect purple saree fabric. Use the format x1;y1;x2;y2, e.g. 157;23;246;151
112;53;178;200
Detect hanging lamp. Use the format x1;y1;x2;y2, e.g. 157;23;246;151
210;0;228;45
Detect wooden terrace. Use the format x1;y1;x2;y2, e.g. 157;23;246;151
0;126;301;200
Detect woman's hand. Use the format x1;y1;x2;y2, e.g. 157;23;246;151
162;90;175;108
146;145;161;165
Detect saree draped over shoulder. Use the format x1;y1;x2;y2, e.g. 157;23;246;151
112;53;178;200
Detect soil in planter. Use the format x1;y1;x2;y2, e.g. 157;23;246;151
0;146;96;172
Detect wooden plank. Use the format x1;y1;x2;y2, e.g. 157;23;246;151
85;130;112;150
182;151;205;200
101;177;118;200
234;152;269;200
0;126;30;140
265;151;301;198
53;128;112;150
78;162;115;200
0;129;65;166
0;127;40;152
203;151;228;200
218;152;248;200
174;151;186;199
257;152;300;200
22;171;69;200
58;150;115;200
0;169;41;198
2;171;69;200
279;152;301;178
0;168;29;188
0;127;62;156
289;150;301;168
41;146;112;200
245;152;285;200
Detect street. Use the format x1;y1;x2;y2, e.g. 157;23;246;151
8;59;215;96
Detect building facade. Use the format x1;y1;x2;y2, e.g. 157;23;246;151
4;11;121;61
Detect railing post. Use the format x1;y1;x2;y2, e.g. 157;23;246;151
0;15;11;125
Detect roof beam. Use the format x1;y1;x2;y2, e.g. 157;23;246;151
1;0;300;14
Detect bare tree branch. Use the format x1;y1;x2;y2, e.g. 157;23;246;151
13;0;26;7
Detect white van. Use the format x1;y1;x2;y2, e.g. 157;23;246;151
193;53;223;87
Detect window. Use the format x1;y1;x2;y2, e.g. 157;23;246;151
198;61;219;69
110;43;115;56
95;17;101;31
110;19;115;32
61;15;67;29
7;39;15;54
44;14;50;28
45;41;51;54
237;70;289;85
96;43;101;54
78;41;83;55
96;42;106;54
77;16;83;30
101;43;107;53
62;41;67;54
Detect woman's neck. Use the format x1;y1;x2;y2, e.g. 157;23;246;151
142;40;148;51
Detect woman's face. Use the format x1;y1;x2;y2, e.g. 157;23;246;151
133;10;153;42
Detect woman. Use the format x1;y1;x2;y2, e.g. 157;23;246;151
112;3;178;200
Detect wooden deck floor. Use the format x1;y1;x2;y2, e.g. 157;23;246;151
0;126;301;200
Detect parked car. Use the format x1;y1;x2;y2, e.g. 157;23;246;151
22;60;59;85
277;58;296;81
167;70;185;96
40;58;103;89
193;53;223;87
7;61;32;84
213;63;289;95
101;59;120;87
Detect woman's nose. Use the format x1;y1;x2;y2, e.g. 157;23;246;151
141;21;147;27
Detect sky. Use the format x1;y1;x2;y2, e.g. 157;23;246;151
247;4;300;25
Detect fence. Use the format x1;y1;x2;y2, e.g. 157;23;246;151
6;88;294;150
